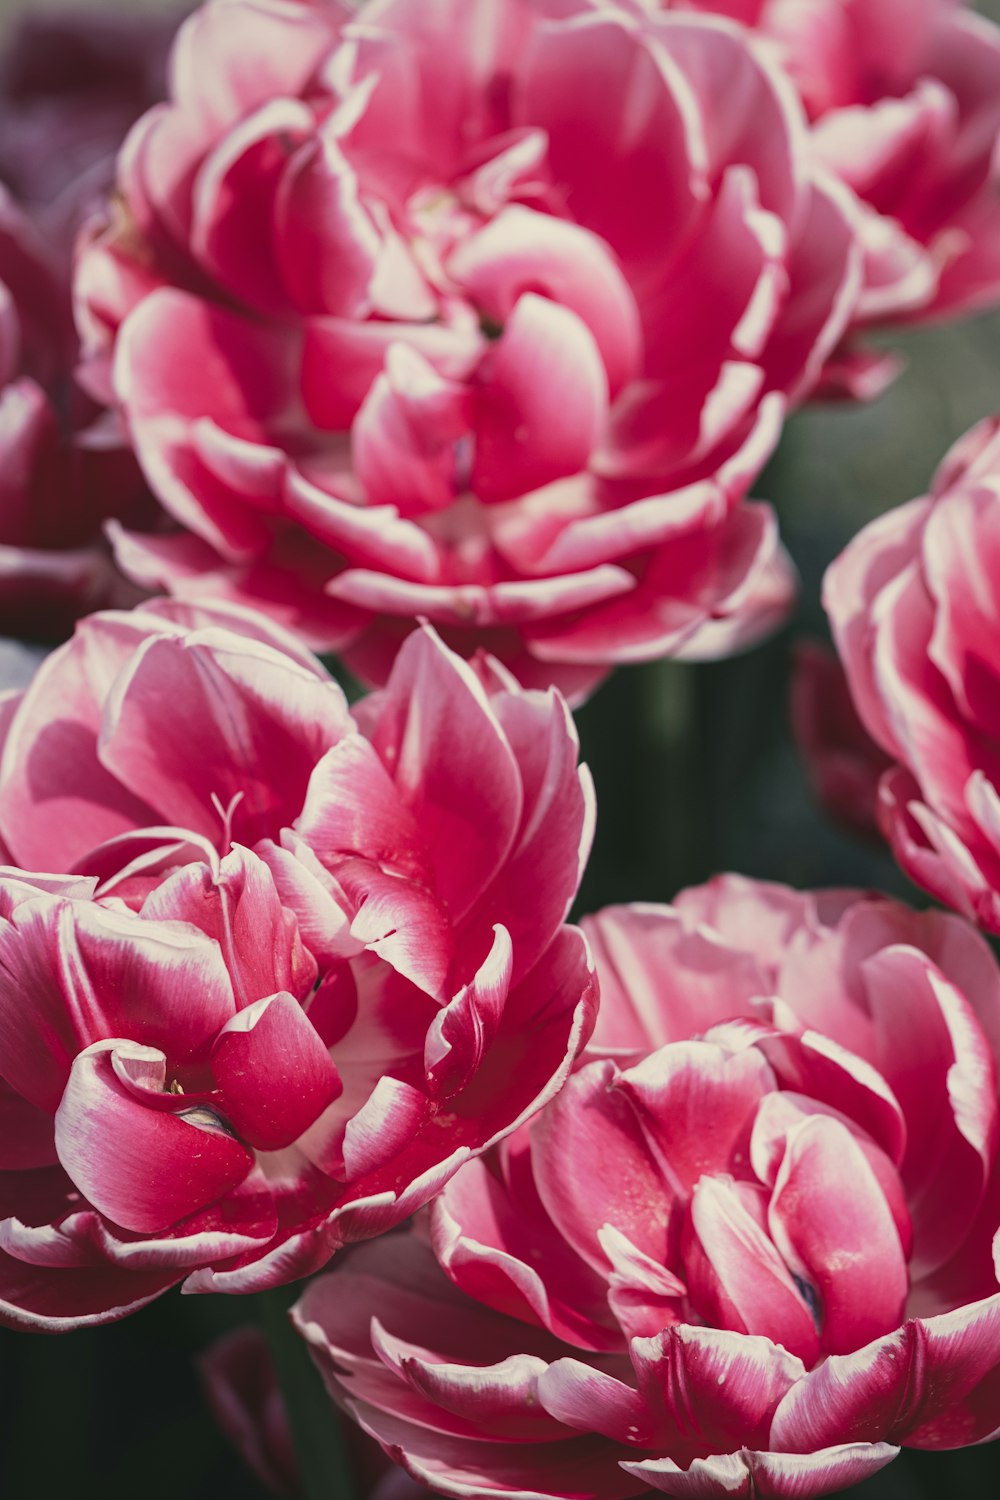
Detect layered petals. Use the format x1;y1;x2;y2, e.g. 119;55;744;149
74;0;866;693
298;877;1000;1496
825;416;1000;934
659;0;1000;345
0;611;594;1327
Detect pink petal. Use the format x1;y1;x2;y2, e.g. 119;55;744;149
472;294;608;503
772;1294;1000;1451
683;1176;820;1368
0;891;236;1111
615;1039;773;1193
429;923;597;1157
762;175;861;403
296;732;428;883
623;1444;899;1498
167;0;341;134
431;1148;615;1351
537;1359;651;1445
213;991;342;1151
862;946;997;1275
525;503;794;666
256;836;356;970
581;903;769;1055
0;1249;180;1331
632;1323;805;1458
425;926;512;1098
326;566;634;629
530;1059;673;1275
654;19;797;222
114;291;295;555
822;496;932;761
55;1041;254;1233
361;625;522;924
340;1077;432;1183
767;1115;908;1355
0;1078;56;1169
341;858;452;998
142;845;317;1006
189;99;313;312
752;1028;907;1169
453;681;592;983
0;610;162;871
108;522;364;655
300;312;481;433
513;12;703;278
352;344;471;515
97;626;350;845
374;1323;561;1440
449;206;641;396
274;128;379;315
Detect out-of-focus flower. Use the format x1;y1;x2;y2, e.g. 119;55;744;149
0;603;595;1328
201;1328;301;1499
76;0;862;696
826;417;1000;931
0;8;180;242
652;0;1000;396
200;1325;430;1499
0;7;178;641
296;874;1000;1498
790;638;891;837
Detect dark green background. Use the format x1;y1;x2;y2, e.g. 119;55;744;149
3;1;1000;1495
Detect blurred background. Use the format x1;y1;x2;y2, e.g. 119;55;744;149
0;1;999;1497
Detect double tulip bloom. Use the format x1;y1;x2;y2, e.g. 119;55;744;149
297;877;1000;1498
0;603;596;1328
77;0;863;694
826;416;1000;933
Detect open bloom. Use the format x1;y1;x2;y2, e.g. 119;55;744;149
0;603;595;1328
0;7;174;640
296;875;1000;1498
652;0;1000;394
826;416;1000;932
76;0;860;696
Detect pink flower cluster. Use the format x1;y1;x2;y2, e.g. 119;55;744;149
0;603;595;1328
0;2;1000;1498
297;877;1000;1498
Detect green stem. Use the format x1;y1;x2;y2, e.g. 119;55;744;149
260;1282;360;1500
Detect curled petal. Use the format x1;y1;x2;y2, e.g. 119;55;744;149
54;1042;254;1234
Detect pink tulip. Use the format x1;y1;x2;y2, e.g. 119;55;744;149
0;8;176;641
790;639;892;837
75;0;862;696
825;416;1000;932
653;0;1000;394
296;875;1000;1498
0;602;596;1328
